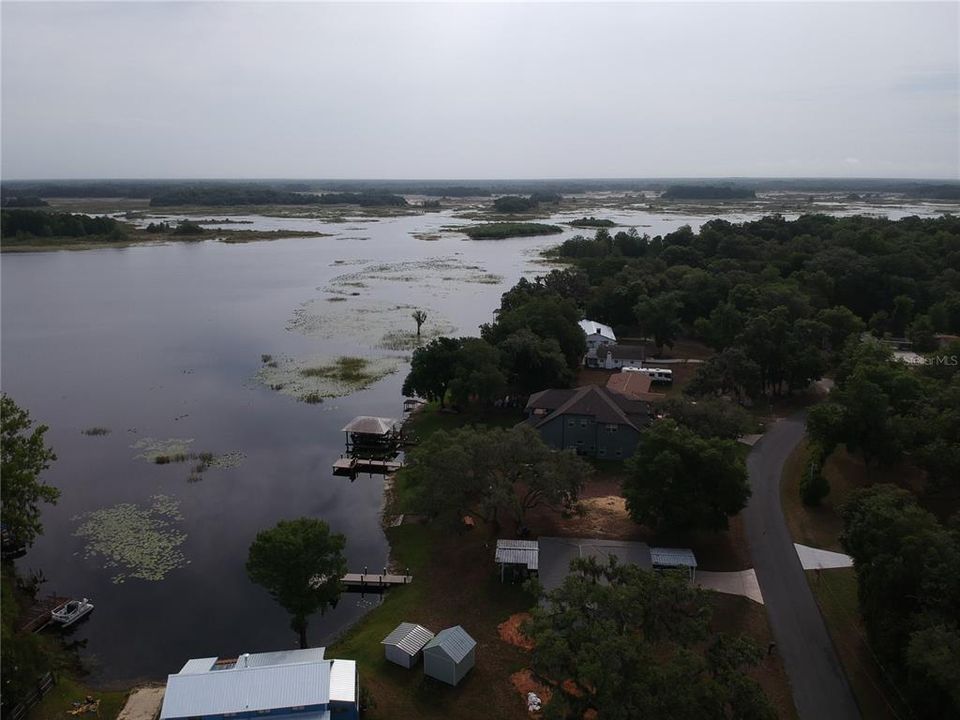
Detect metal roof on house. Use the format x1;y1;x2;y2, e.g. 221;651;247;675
179;657;217;674
160;661;331;719
537;537;653;593
650;547;698;569
328;660;357;703
340;416;398;435
423;626;476;664
381;623;435;656
579;320;616;341
239;648;326;668
495;539;539;570
525;385;651;431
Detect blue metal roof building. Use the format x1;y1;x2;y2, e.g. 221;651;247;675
159;648;358;720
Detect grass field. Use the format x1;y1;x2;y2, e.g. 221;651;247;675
27;676;128;720
780;439;910;720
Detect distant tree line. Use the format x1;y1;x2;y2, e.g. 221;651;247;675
1;209;125;239
3;178;957;201
661;185;756;200
149;187;407;207
1;196;48;208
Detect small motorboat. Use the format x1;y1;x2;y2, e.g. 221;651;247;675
51;598;94;627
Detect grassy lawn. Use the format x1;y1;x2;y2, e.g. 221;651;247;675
402;403;522;442
808;569;907;720
27;676;128;720
329;524;534;720
780;438;910;719
707;593;797;720
340;401;795;717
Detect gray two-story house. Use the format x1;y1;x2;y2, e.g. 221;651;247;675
523;385;652;459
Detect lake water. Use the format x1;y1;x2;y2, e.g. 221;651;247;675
1;200;953;684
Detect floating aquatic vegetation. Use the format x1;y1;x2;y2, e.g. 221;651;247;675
132;437;195;463
378;322;458;352
288;298;453;345
441;273;503;284
257;354;402;402
81;427;111;436
72;495;188;583
411;232;442;241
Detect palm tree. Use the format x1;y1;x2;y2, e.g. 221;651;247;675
412;309;427;337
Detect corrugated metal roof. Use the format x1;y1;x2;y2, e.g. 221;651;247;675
328;660;356;703
341;416;397;434
382;623;435;656
495;540;539;570
650;547;698;568
579;320;616;341
240;648;326;668
179;657;217;674
160;661;331;719
423;626;476;663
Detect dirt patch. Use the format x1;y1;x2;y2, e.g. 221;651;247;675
510;669;552;713
498;613;535;650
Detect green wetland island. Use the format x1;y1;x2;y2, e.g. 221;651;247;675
3;178;960;720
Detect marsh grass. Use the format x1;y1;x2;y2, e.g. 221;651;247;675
81;426;111;436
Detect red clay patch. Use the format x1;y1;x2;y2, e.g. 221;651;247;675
498;613;535;650
510;669;552;715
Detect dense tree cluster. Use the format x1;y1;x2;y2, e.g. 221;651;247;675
807;339;960;489
1;209;125;239
549;215;960;400
1;396;60;707
840;485;960;718
493;195;537;212
1;395;58;550
623;419;750;533
401;425;590;531
403;270;586;406
525;557;775;720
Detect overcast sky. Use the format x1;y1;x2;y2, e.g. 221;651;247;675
2;1;957;180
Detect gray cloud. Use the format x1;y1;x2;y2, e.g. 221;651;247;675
2;1;957;179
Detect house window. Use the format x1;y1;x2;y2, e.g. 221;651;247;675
599;447;606;456
577;439;584;445
616;449;622;457
580;420;588;428
567;419;575;427
606;424;618;432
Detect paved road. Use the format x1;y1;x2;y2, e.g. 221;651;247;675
744;413;861;720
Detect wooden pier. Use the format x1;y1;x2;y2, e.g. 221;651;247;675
17;596;68;634
341;572;413;590
332;457;402;475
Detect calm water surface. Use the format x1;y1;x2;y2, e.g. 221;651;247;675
0;203;950;684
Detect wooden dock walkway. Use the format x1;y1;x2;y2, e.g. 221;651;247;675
332;457;402;475
341;573;413;590
17;596;68;634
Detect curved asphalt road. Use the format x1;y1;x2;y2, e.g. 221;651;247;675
744;413;861;720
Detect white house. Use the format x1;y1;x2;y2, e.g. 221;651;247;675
580;320;617;366
159;647;359;720
579;320;616;350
